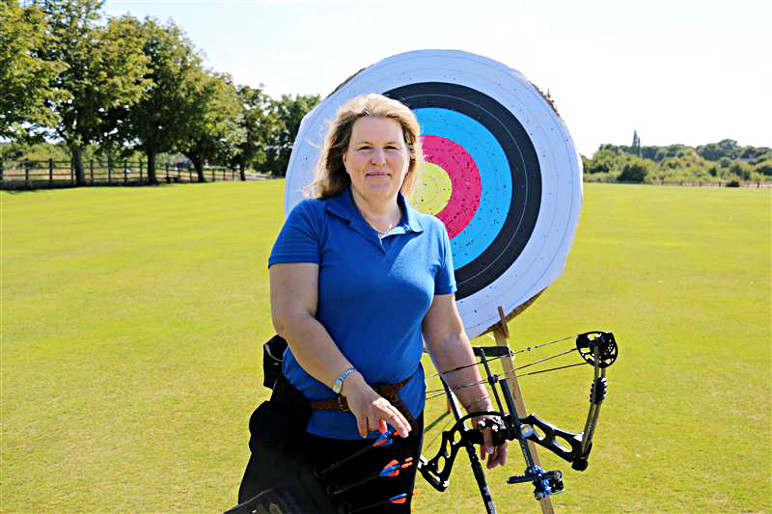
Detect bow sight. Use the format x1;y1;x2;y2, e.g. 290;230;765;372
418;331;618;512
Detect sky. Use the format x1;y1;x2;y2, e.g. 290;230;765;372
102;0;771;157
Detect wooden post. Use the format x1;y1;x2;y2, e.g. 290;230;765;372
139;159;143;184
493;306;555;514
89;159;94;185
165;163;169;182
24;158;30;186
49;159;54;186
123;161;128;184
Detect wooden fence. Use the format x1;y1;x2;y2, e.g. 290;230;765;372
0;159;251;189
601;179;771;188
3;159;767;190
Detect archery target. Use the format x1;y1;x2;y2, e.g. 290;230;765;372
284;50;583;338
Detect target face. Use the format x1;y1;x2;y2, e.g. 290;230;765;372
284;50;583;338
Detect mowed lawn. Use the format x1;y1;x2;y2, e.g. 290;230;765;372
1;182;770;513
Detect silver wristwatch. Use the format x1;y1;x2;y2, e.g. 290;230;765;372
332;366;356;394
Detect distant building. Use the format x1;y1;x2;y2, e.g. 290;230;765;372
631;130;641;156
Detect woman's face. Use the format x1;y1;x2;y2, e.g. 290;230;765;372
342;116;409;203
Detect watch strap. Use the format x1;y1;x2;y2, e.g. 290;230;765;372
332;366;356;394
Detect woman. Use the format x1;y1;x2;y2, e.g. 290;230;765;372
238;94;506;513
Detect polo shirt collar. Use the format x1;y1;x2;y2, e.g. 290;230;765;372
400;193;425;234
325;185;424;235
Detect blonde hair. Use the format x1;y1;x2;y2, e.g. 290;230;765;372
308;94;423;199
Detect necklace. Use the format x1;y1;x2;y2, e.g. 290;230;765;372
362;213;395;237
356;205;399;237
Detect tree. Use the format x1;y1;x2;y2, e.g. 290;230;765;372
729;161;751;181
233;84;276;179
121;17;204;184
640;146;659;160
179;70;245;182
696;139;740;161
268;93;320;176
0;0;63;140
755;160;772;177
597;143;621;154
36;0;149;185
580;154;591;174
617;158;650;183
585;149;618;174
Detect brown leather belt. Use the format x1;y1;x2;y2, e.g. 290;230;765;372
309;375;416;429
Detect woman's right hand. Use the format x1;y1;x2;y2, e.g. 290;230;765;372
341;372;412;439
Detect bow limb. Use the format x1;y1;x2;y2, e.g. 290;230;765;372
574;336;610;470
516;331;616;471
418;378;500;514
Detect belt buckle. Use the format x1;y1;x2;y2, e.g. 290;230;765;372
337;395;350;412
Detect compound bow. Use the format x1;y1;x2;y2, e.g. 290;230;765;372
417;330;618;513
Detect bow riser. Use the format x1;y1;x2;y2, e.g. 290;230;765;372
520;413;584;465
417;412;499;492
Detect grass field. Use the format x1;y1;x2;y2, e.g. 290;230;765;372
2;182;770;513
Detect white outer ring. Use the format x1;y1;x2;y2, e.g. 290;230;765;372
284;49;583;338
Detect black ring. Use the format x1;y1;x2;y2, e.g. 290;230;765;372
385;83;541;300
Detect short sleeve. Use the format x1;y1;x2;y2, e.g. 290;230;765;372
434;222;457;295
268;200;322;267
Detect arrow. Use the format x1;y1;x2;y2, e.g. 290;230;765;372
314;430;396;478
348;490;420;513
328;458;414;496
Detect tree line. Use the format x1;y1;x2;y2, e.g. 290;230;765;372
582;136;772;185
0;0;320;184
3;2;768;188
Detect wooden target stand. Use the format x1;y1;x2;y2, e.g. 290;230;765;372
445;306;555;513
492;307;555;514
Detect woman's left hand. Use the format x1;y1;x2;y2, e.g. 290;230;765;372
473;414;508;469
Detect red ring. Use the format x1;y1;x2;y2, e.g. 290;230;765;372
421;135;482;238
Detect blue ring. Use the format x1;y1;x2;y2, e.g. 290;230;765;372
415;108;513;268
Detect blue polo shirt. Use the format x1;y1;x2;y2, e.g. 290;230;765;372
268;186;456;439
